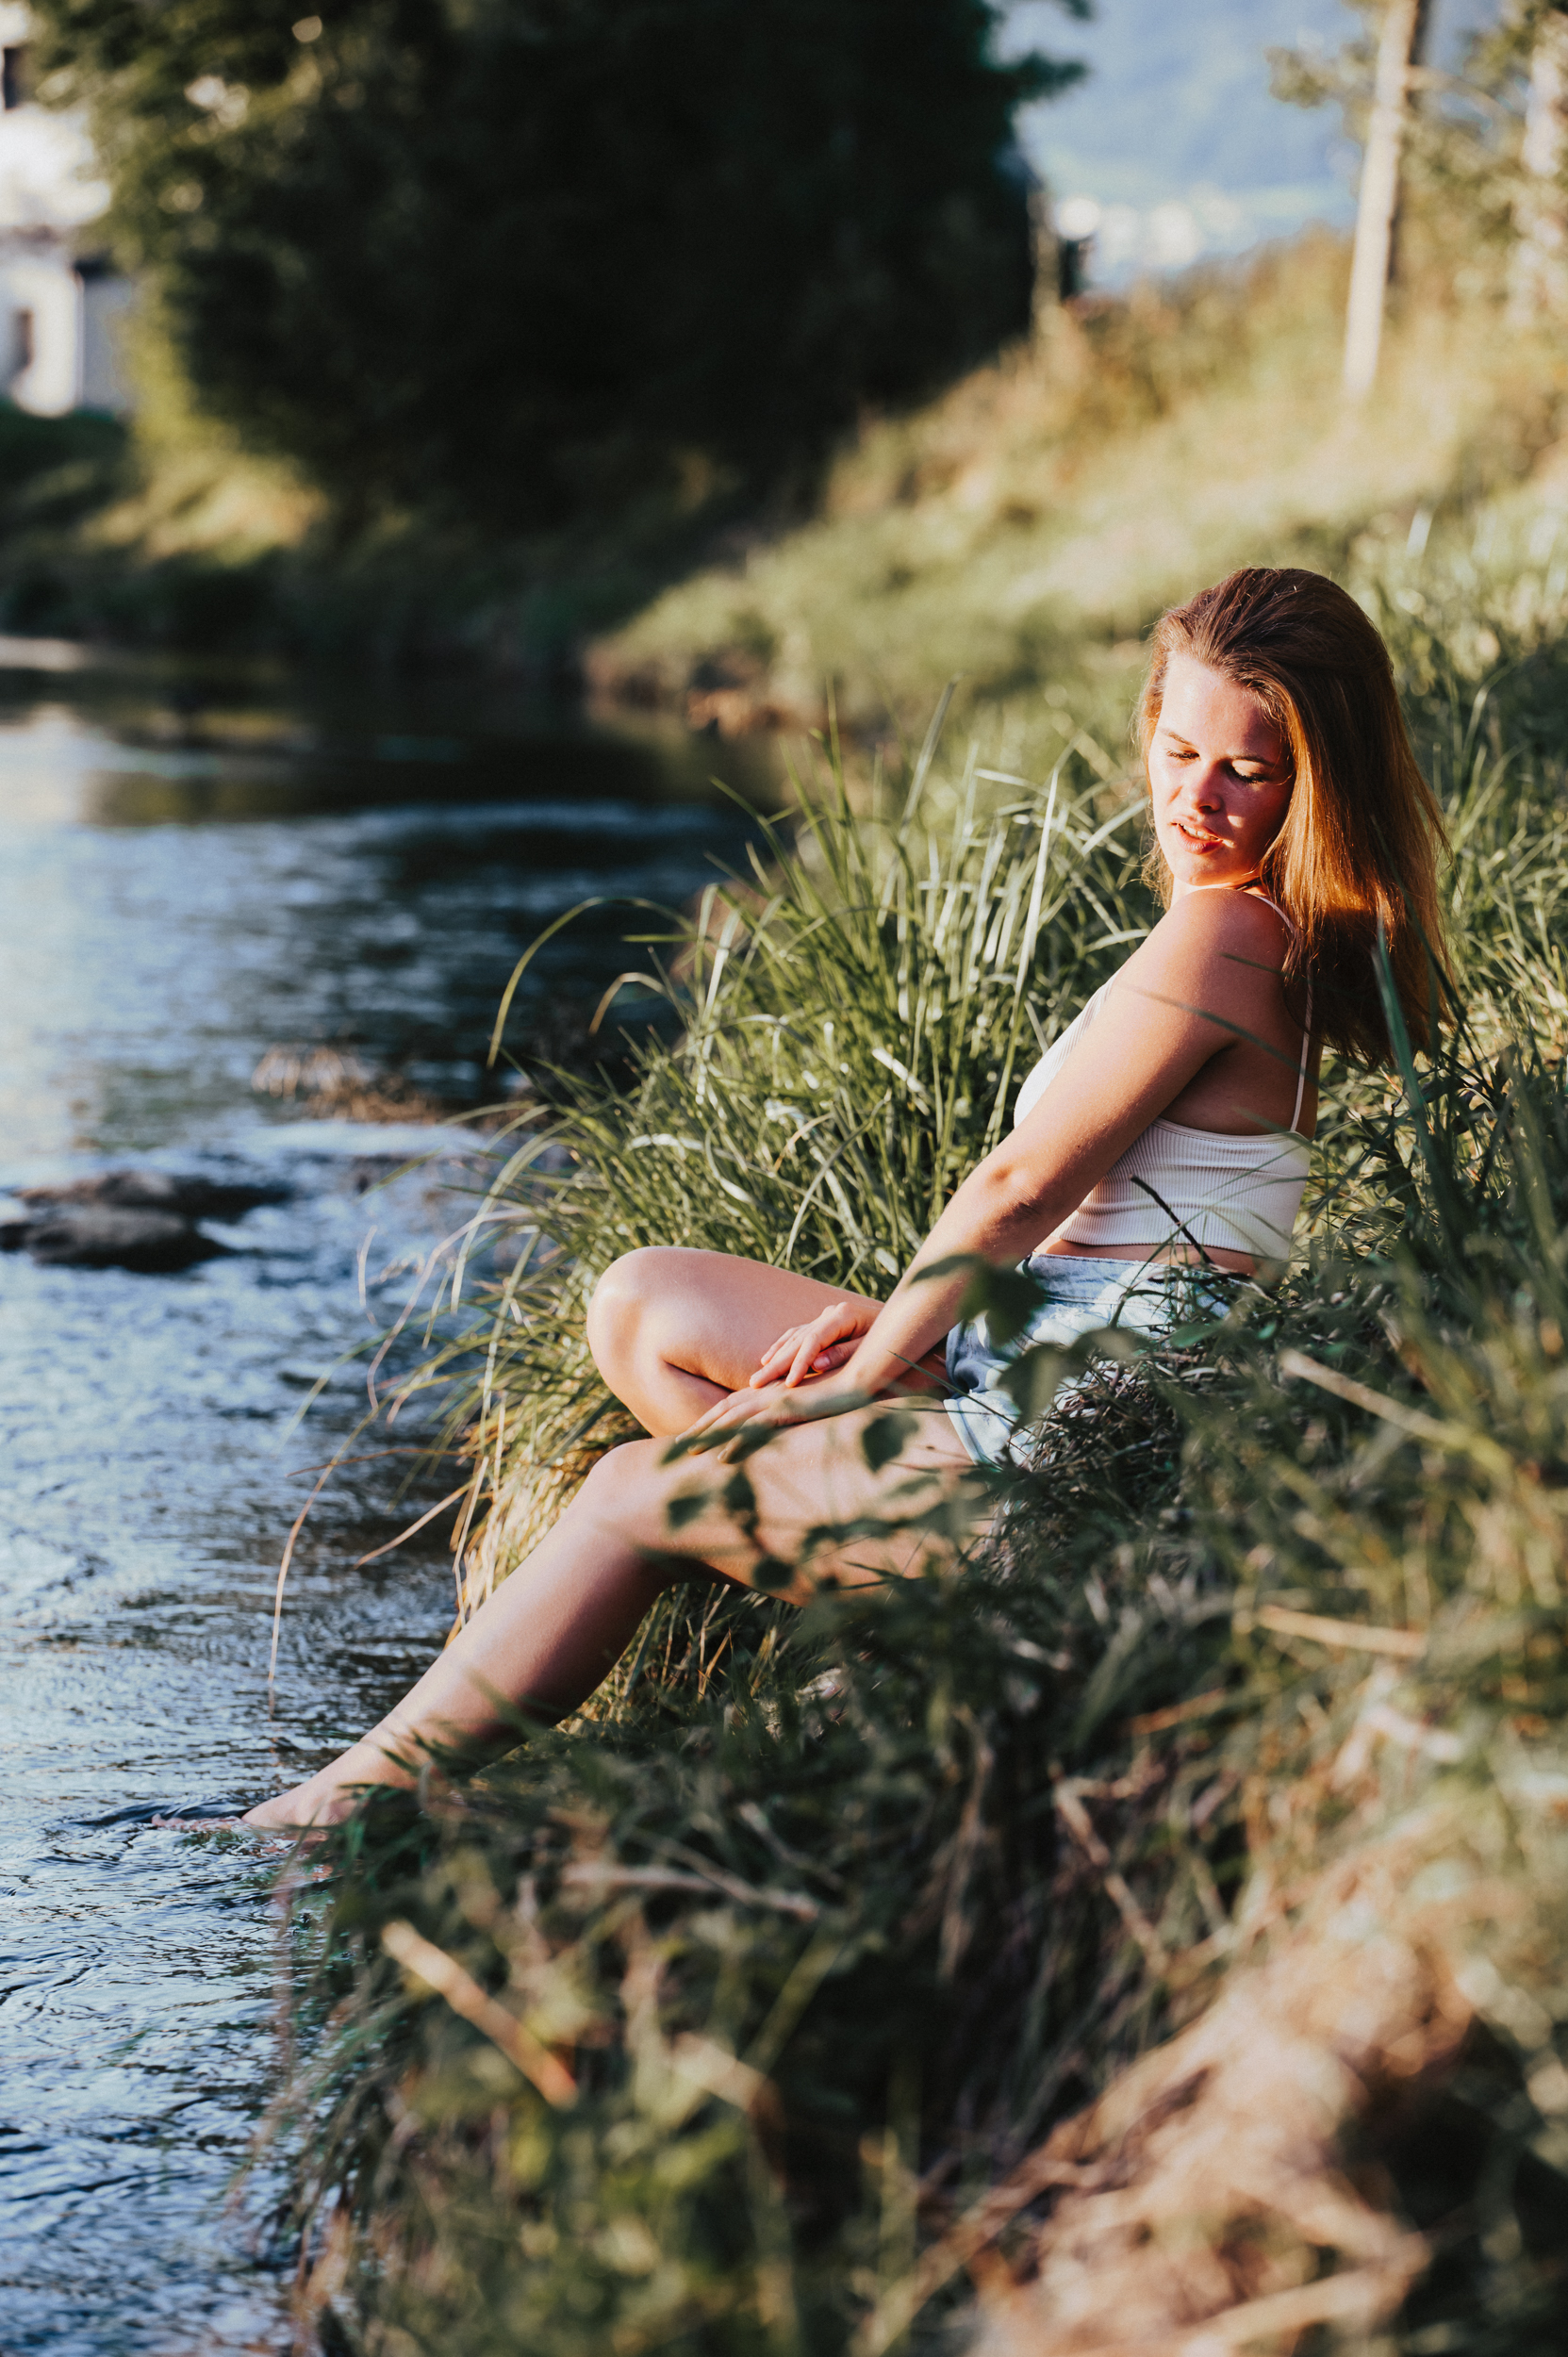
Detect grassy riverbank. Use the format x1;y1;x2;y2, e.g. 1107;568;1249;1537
270;546;1568;2352
584;231;1568;752
8;229;1568;713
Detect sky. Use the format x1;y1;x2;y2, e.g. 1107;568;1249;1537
1000;0;1504;283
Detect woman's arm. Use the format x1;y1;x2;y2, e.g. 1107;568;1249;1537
695;892;1290;1430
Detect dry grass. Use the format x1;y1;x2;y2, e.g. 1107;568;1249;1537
586;235;1568;756
250;1043;469;1129
966;1839;1474;2357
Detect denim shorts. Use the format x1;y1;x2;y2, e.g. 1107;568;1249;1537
943;1253;1225;1467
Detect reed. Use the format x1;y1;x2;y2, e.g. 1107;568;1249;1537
270;592;1568;2357
404;708;1150;1631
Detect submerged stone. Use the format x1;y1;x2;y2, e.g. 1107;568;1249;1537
18;1169;289;1222
23;1207;228;1273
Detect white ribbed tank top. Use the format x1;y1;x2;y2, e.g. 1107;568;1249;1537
1014;905;1312;1263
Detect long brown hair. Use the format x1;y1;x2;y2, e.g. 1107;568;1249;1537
1139;567;1449;1063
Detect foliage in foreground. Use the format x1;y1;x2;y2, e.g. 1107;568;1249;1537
271;627;1568;2352
280;1214;1568;2354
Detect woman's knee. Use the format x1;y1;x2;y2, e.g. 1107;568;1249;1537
585;1248;679;1374
577;1437;692;1563
579;1434;660;1498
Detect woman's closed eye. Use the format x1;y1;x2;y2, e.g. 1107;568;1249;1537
1168;749;1270;781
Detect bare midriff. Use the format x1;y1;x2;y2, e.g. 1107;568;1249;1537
1040;1235;1261;1275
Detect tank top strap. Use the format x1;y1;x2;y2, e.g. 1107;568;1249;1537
1244;887;1295;932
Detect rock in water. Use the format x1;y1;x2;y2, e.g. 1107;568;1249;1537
5;1162;286;1271
18;1169;288;1221
24;1208;228;1274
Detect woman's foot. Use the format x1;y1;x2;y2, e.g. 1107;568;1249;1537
242;1779;352;1830
241;1730;420;1828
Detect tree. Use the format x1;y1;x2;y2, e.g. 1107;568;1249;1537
1342;0;1430;397
1510;1;1568;323
1273;3;1566;381
29;0;1088;527
1271;0;1431;399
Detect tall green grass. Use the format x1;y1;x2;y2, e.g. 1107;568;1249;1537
270;612;1568;2355
425;707;1149;1624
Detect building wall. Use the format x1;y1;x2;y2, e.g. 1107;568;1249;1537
0;243;134;416
79;270;134;413
0;4;131;417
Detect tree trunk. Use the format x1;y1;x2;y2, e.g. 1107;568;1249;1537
1510;4;1568;326
1343;0;1430;400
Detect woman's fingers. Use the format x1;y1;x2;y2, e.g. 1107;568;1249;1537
686;1386;766;1438
754;1302;863;1375
750;1326;809;1387
759;1308;840;1365
784;1331;845;1385
683;1366;861;1458
713;1382;858;1459
676;1389;794;1464
780;1300;872;1387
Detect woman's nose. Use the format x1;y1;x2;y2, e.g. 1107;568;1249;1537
1189;764;1225;806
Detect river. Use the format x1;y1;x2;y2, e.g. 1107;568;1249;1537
0;646;773;2355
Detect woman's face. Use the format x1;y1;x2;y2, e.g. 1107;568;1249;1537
1147;654;1293;896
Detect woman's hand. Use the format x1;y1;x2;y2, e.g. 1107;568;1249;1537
748;1298;878;1390
679;1366;864;1459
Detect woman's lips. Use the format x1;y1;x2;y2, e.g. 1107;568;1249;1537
1175;821;1227;849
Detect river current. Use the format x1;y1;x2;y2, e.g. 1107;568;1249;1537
0;650;771;2353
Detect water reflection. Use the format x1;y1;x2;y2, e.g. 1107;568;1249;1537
0;644;776;1162
0;646;775;827
0;1154;478;2356
0;643;779;2352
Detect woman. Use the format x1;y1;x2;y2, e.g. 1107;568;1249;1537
246;567;1446;1829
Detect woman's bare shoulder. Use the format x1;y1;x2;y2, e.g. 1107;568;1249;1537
1147;887;1291;959
1120;890;1289;1020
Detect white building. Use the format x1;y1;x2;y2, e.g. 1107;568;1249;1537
0;2;132;416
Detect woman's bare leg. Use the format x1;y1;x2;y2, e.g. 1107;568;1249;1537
245;1460;678;1827
586;1247;883;1433
244;1401;982;1828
